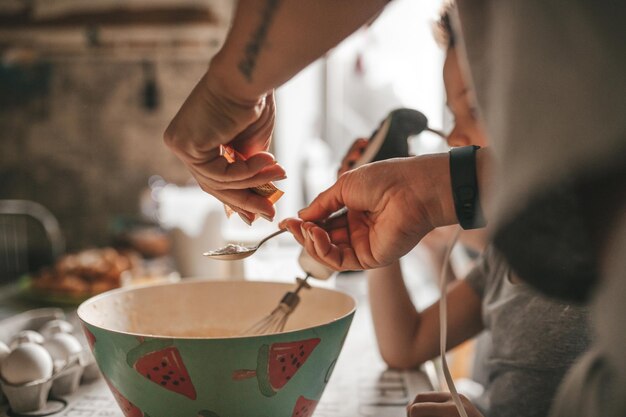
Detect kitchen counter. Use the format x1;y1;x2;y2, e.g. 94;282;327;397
0;271;437;416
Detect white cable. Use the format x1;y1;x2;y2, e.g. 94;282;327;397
439;226;468;417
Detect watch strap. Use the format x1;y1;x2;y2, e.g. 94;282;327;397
449;145;486;229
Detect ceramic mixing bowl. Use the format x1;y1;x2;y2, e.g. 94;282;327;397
78;280;355;417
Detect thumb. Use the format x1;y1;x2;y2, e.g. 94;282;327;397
299;177;346;222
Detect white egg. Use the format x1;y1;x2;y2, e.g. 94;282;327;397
39;319;75;339
0;342;53;385
43;333;83;364
9;330;44;349
0;342;10;364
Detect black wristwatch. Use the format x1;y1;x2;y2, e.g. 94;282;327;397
449;145;486;229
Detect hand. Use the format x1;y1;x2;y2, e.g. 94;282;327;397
164;71;286;222
407;392;484;417
280;153;456;271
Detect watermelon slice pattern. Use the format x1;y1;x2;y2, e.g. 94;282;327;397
291;396;318;417
232;338;320;397
104;377;144;417
127;339;197;400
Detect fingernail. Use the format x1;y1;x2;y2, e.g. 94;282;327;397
307;228;315;240
260;213;274;222
238;213;252;226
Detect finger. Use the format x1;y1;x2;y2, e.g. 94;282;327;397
210;189;276;218
298;178;346;222
412;392;452;404
338;139;369;175
322;212;348;230
346;138;368;155
279;218;306;245
302;226;326;265
194;163;286;191
328;227;350;244
346;141;367;161
194;152;282;183
301;223;351;272
407;402;456;417
307;224;363;270
218;202;257;225
355;138;368;152
300;223;335;266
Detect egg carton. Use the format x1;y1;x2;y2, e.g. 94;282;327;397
0;308;100;414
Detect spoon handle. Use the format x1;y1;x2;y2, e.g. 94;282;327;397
257;228;288;247
257;208;347;248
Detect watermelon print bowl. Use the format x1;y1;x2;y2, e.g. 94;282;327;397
77;279;355;417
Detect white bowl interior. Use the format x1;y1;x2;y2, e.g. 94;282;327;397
78;280;355;338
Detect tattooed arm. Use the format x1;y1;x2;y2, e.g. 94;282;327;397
164;0;390;222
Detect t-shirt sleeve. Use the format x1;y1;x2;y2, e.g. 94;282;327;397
464;246;494;299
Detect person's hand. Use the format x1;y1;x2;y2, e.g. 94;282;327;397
164;71;286;222
279;153;457;271
407;392;484;417
337;138;368;176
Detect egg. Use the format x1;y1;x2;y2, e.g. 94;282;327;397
9;330;44;349
0;341;10;364
43;333;83;365
39;319;74;339
0;342;53;385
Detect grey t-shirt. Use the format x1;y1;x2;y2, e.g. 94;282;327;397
466;246;590;417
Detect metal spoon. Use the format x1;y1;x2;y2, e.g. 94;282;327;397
203;207;348;261
202;228;287;260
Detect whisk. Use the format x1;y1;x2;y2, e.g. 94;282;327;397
241;274;312;335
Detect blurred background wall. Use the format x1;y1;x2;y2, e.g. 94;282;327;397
0;0;234;279
0;0;445;280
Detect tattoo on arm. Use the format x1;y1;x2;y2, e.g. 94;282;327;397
238;0;281;81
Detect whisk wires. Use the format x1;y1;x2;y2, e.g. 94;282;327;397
241;274;312;336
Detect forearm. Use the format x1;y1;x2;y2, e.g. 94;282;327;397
369;264;484;369
367;261;424;368
208;0;390;101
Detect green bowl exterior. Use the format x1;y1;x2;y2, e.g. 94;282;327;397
80;311;354;417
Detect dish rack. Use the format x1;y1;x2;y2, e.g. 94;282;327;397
0;200;65;283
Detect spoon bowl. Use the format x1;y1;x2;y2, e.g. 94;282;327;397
202;229;287;261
